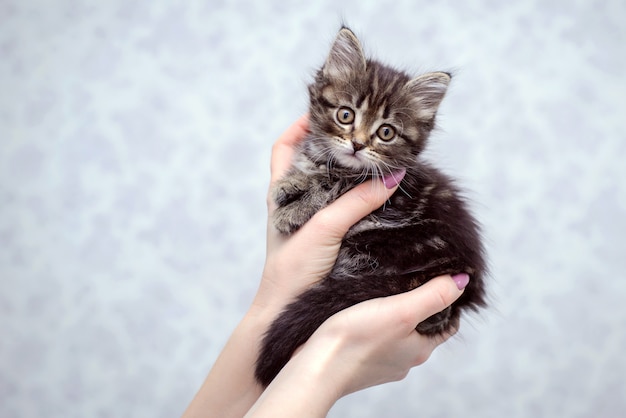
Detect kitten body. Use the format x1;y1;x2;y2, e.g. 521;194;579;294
256;28;487;387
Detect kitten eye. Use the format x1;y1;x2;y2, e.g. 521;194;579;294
336;107;355;125
377;124;396;141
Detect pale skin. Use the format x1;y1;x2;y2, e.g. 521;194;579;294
181;115;468;418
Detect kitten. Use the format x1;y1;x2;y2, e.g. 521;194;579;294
255;27;487;387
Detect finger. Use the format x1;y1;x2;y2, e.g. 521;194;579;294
296;176;402;246
391;274;467;329
270;114;309;184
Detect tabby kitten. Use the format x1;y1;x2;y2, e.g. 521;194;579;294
255;27;486;387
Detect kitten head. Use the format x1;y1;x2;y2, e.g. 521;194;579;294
306;27;451;177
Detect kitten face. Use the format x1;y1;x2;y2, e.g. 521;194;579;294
306;28;451;177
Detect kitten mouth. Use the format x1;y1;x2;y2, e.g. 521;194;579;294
337;149;368;170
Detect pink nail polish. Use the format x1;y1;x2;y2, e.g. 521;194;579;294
382;169;406;189
452;273;470;290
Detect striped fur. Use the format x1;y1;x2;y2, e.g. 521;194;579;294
256;27;487;387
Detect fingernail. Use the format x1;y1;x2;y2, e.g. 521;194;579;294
382;169;406;189
452;273;470;290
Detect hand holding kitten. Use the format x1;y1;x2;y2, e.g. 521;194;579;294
186;26;487;417
183;116;468;418
246;274;468;418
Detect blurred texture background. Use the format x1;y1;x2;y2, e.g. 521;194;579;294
1;1;625;417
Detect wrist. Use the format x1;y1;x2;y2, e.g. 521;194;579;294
247;291;285;327
296;323;359;399
250;270;303;322
246;334;347;418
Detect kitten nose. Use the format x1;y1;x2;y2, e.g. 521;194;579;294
351;139;365;152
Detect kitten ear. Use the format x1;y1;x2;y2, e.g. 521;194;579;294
322;27;367;79
404;72;451;121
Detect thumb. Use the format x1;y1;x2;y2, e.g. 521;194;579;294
299;169;406;244
390;274;468;330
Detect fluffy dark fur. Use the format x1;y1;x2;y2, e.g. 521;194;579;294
255;27;487;387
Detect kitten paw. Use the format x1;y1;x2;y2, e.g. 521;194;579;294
273;208;298;234
273;205;313;234
272;176;310;206
273;185;300;207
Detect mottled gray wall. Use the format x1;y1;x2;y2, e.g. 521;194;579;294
1;1;625;417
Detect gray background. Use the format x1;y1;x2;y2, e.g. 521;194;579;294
2;1;625;417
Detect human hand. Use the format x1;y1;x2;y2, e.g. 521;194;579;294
306;273;468;395
252;114;404;315
246;274;468;417
183;116;406;418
